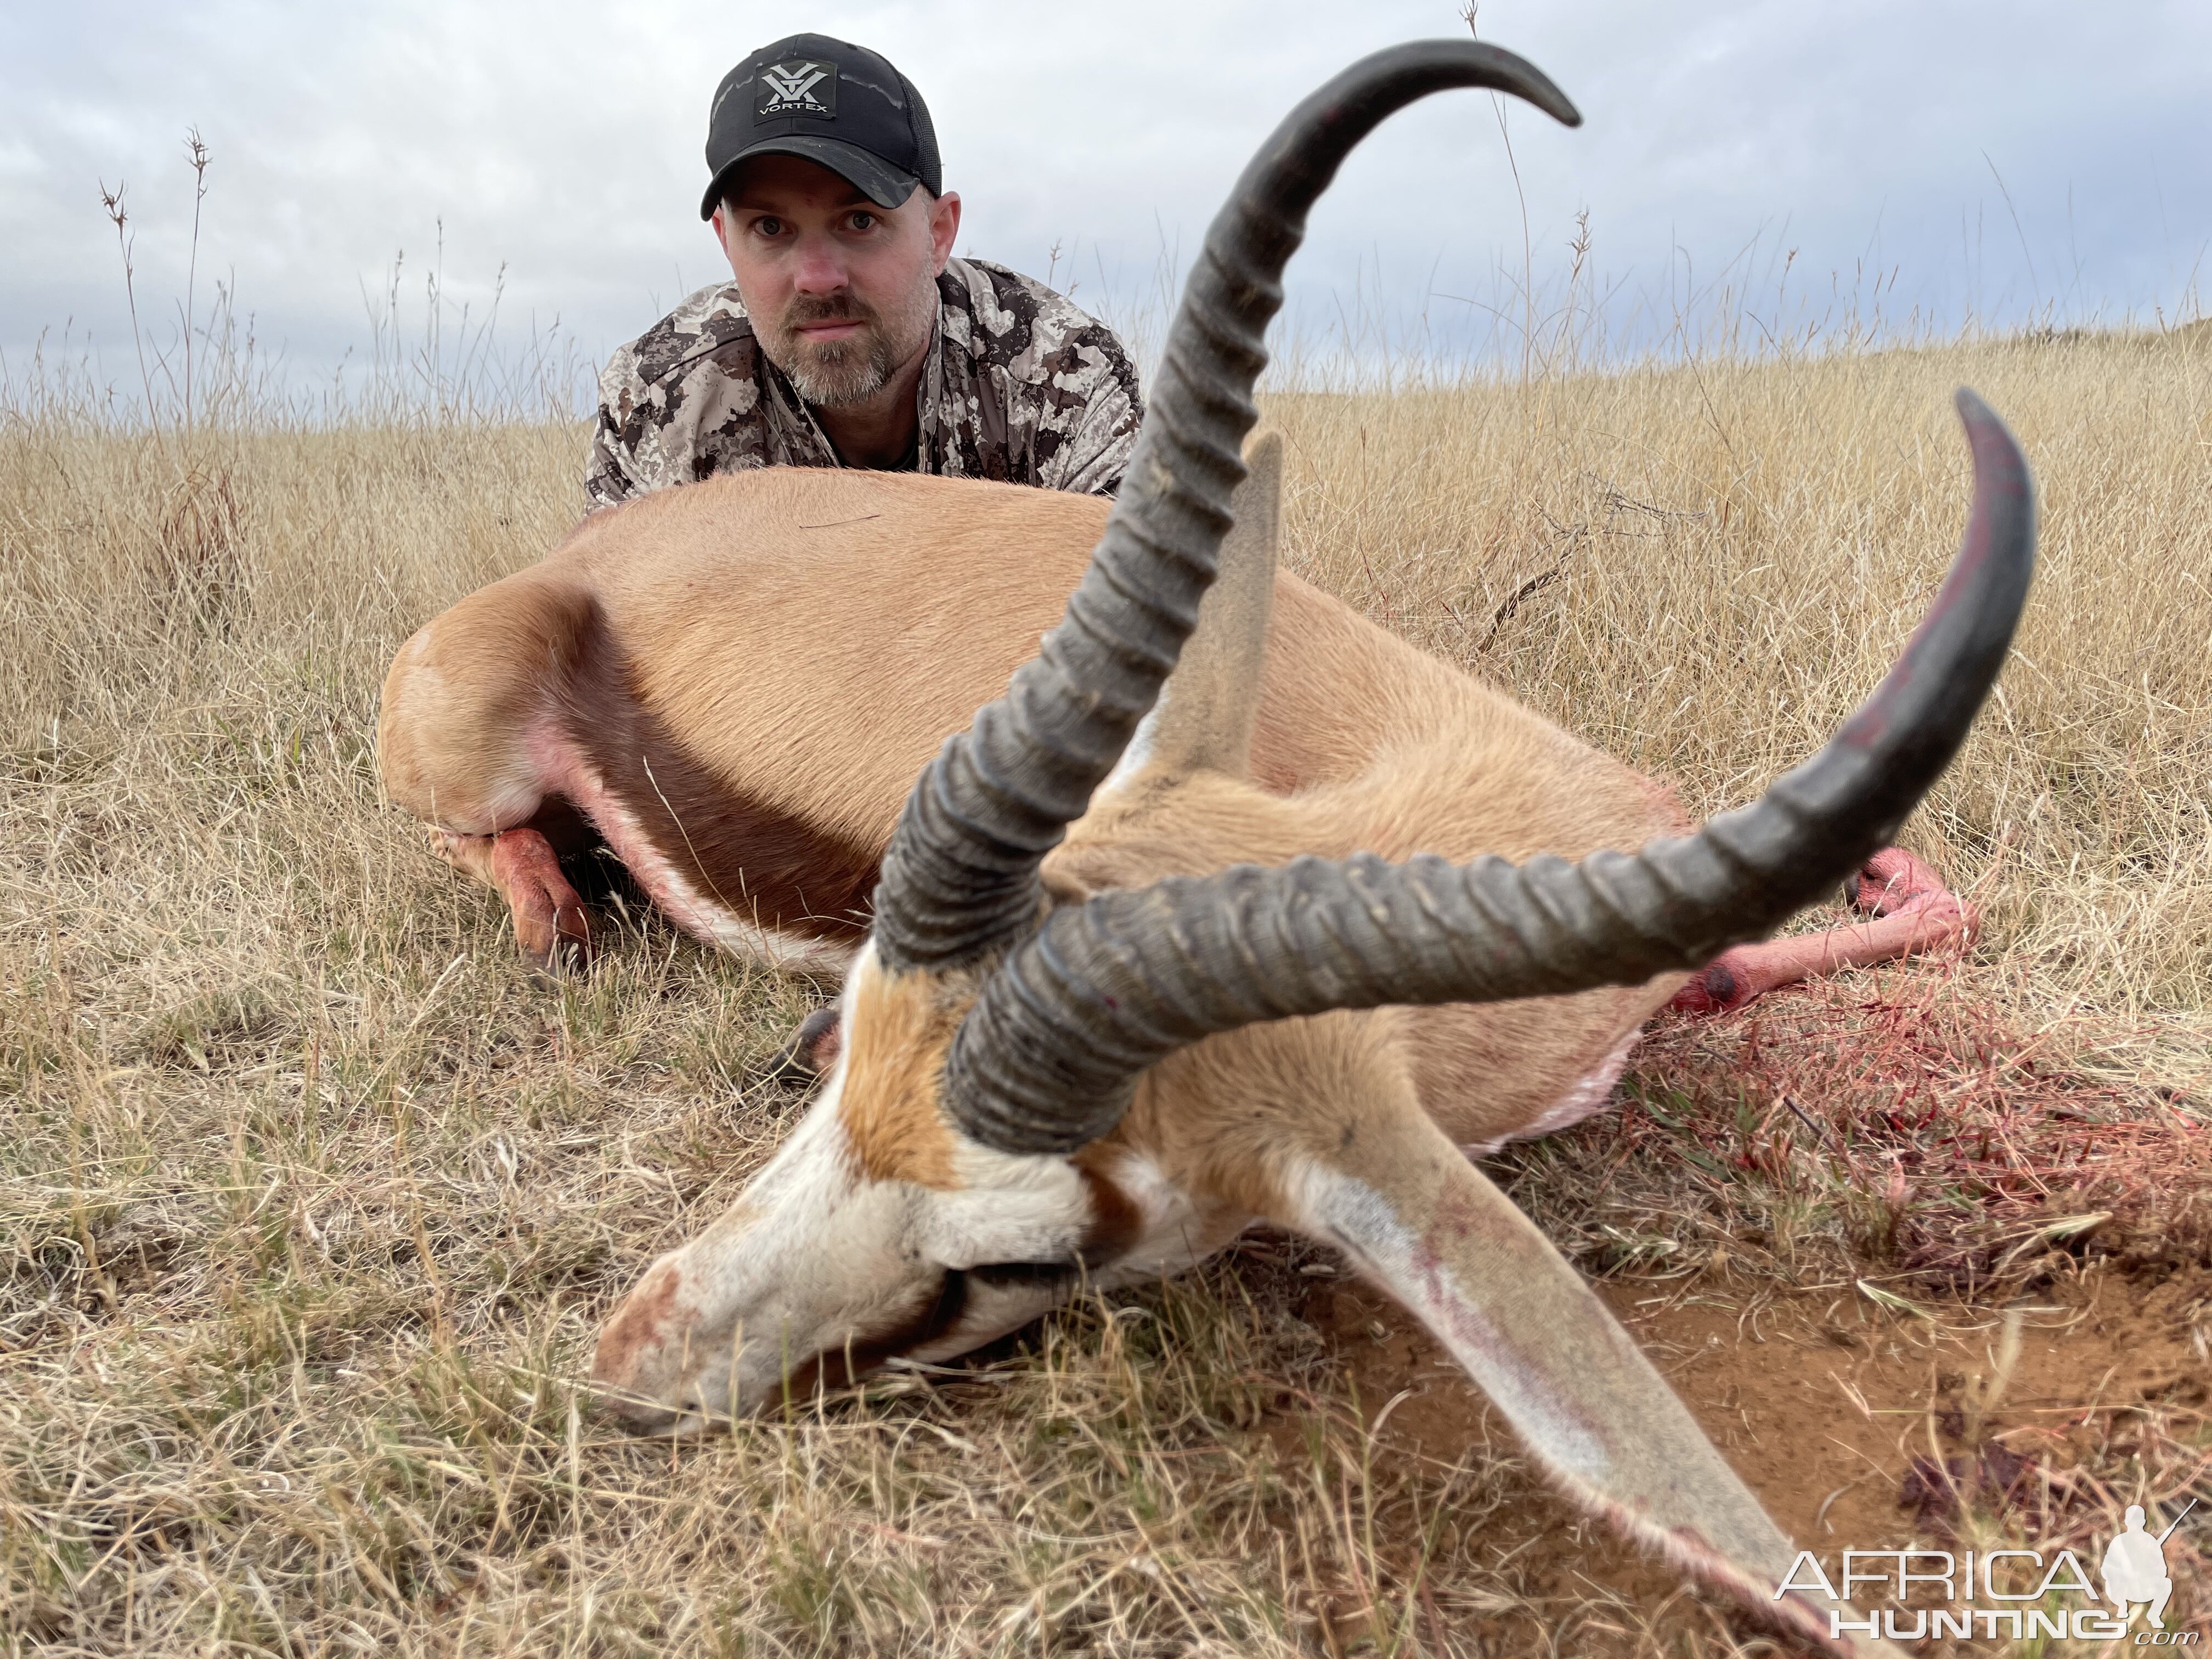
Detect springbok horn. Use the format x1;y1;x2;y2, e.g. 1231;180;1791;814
949;391;2035;1153
869;42;1583;972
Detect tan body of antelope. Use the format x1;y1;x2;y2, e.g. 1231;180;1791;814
377;41;2033;1658
377;461;1970;1021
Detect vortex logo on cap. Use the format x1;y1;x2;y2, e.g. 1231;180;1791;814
758;60;836;117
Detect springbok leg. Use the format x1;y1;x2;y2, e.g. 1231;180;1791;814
1281;1104;1901;1658
431;826;591;969
1669;847;1975;1014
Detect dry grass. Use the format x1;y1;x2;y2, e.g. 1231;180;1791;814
5;326;2211;1656
1274;329;2212;1030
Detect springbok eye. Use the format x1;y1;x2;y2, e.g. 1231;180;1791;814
967;1259;1081;1291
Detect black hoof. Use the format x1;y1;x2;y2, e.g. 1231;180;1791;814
758;1005;843;1090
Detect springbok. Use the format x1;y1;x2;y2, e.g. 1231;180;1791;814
378;41;2032;1655
376;456;1973;1026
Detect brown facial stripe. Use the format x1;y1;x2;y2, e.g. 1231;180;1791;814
784;1165;1144;1398
781;1269;969;1398
557;597;882;941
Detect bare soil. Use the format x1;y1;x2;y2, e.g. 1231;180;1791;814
1289;1252;2212;1643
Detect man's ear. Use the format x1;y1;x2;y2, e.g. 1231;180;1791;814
709;204;741;278
929;190;962;274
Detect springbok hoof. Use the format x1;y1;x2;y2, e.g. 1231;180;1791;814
491;829;593;972
1844;847;1977;940
758;1005;843;1090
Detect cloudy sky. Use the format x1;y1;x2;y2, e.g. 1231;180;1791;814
5;0;2208;408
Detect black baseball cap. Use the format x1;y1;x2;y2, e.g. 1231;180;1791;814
701;33;942;220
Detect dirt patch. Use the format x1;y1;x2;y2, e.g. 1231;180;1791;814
1285;1256;2212;1636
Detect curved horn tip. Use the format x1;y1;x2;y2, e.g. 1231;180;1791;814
1464;41;1582;128
1964;393;2026;477
1537;87;1583;129
1951;386;2037;523
1952;385;2011;446
1952;385;1994;423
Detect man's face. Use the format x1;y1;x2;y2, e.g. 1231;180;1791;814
712;155;961;407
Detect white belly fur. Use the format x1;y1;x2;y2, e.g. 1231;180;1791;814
1459;1025;1643;1158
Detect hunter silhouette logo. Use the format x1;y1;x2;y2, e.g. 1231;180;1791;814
2107;1502;2193;1630
757;60;836;118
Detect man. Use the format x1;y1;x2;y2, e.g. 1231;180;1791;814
587;33;1143;508
2101;1504;2175;1628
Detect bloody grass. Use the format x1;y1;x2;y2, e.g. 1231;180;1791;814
1509;975;2212;1300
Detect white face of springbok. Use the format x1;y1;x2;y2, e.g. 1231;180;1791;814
589;947;1197;1433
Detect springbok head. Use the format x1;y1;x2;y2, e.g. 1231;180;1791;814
590;37;2031;1651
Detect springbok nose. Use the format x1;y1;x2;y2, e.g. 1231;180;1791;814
590;1259;695;1429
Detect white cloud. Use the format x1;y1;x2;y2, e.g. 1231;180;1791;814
5;0;2207;402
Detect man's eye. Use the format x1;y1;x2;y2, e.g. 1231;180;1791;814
849;211;876;232
753;217;785;238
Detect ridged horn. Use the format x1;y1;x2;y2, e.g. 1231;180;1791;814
868;41;1583;972
946;391;2036;1154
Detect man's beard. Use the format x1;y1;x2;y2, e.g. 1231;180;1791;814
760;289;934;409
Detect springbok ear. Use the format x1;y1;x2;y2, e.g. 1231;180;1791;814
1287;1108;1900;1657
1138;430;1283;780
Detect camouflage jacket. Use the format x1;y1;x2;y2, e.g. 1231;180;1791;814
584;258;1143;508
